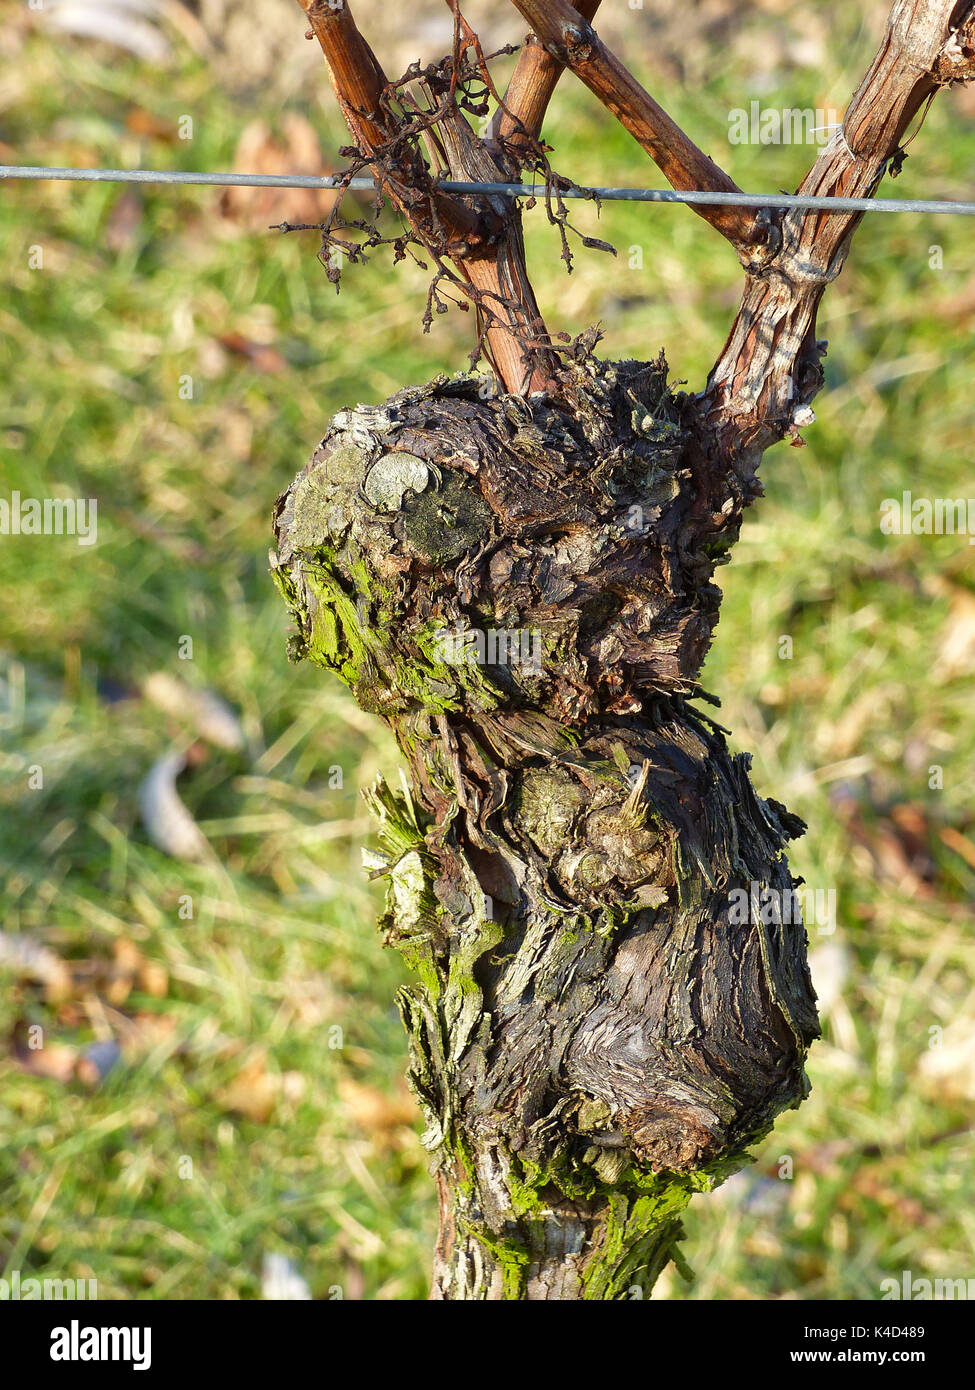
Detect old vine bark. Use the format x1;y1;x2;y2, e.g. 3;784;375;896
273;0;975;1298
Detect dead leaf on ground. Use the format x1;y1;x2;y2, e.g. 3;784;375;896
935;585;975;679
42;0;171;62
216;331;287;376
11;1038;79;1084
142;671;244;750
218;115;338;231
124;106;178;141
940;826;975;873
830;787;938;898
336;1076;418;1140
216;1049;279;1123
139;748;211;862
0;929;72;1001
111;938;169;1001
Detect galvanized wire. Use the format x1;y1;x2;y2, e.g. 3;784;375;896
2;164;975;215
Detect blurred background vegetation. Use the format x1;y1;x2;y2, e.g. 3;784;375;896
1;0;973;1301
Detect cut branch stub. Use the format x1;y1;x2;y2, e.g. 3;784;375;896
272;365;819;1298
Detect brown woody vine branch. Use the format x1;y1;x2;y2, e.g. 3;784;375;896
502;0;772;259
492;0;602;152
700;0;975;475
296;0;562;392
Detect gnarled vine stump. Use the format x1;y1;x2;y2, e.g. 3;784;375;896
272;360;818;1298
274;0;975;1299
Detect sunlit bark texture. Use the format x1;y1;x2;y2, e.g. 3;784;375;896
272;0;975;1298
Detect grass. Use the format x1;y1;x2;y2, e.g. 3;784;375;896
1;1;974;1300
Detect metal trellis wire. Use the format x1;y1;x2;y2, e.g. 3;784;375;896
2;164;975;216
